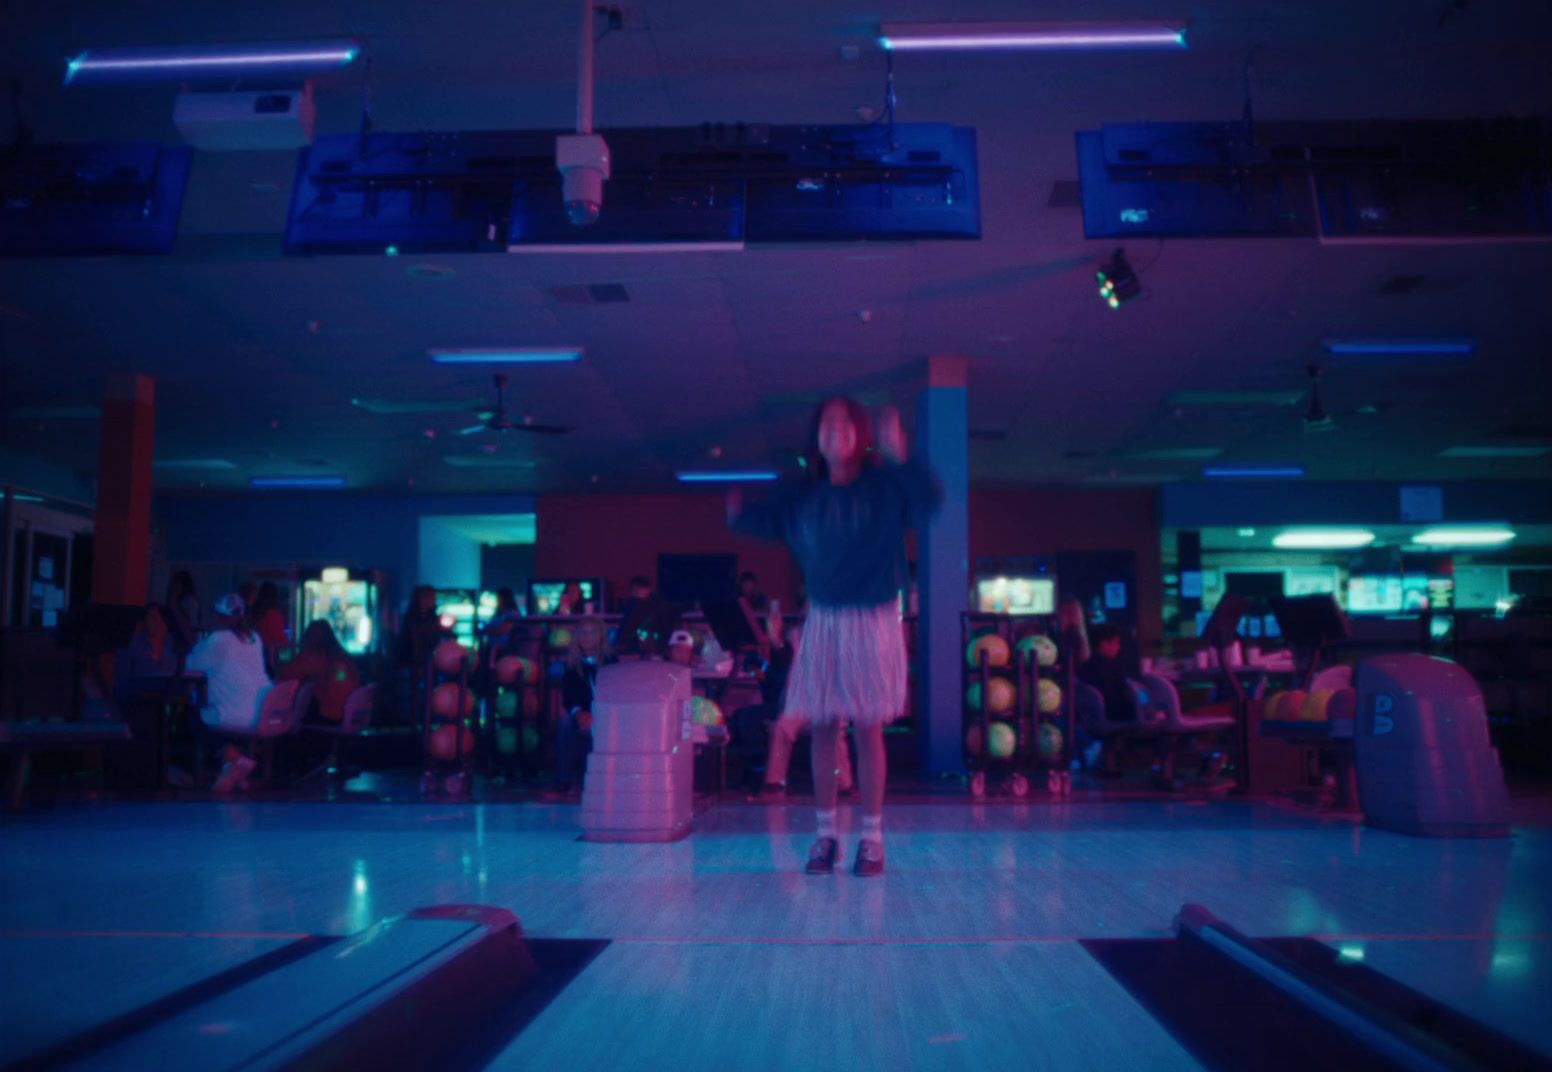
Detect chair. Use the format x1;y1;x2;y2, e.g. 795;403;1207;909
299;684;376;783
199;679;307;785
1136;673;1237;788
1074;681;1159;775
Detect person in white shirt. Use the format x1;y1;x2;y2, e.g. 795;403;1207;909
185;593;270;792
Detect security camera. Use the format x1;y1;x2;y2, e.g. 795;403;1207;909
556;133;610;227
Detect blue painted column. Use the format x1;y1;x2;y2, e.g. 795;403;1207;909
915;356;969;779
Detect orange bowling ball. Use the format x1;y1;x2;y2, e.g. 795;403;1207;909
433;639;470;675
429;723;476;762
430;682;474;720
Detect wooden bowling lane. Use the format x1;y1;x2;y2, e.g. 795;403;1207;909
484;939;1206;1072
0;931;307;1067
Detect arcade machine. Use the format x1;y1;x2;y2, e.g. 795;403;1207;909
299;567;380;655
432;589;500;650
527;578;602;616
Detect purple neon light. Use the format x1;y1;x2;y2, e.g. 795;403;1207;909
878;21;1186;52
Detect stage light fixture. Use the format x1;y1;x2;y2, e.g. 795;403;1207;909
1096;248;1140;309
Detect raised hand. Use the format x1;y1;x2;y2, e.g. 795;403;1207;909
876;405;906;462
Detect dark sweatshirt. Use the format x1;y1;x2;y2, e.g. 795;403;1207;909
730;459;942;608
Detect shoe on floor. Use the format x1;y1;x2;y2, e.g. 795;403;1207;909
212;755;256;795
853;838;885;877
805;836;839;875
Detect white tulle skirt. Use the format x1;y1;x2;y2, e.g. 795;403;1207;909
782;602;907;727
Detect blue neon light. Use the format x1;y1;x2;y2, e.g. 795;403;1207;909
675;471;779;483
1202;467;1306;479
428;348;583;365
250;476;347;489
1322;339;1476;356
65;41;360;84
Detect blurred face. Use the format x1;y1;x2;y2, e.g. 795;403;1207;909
668;642;694;666
632;582;650;599
818;402;860;471
1098;636;1123;659
577;621;604;654
739;576;756;597
415;589;435;613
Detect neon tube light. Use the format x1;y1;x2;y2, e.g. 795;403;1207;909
1272;529;1376;550
675;471;779;483
66;41;360;84
428;348;583;365
250;476;347;489
1411;527;1516;547
879;21;1187;52
1322;339;1476;356
1203;467;1305;479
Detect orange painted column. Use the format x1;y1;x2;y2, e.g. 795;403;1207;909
92;374;156;606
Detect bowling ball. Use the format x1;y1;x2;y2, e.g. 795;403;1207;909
523;724;541;753
522;688;541;719
495;690;519;719
433;639;469;675
966;634;1012;669
496;725;517;754
429;682;474;720
1274;690;1308;722
1017;634;1059;667
1037;722;1063;760
986;721;1016;758
691;696;724;727
548;627;573;650
494;654;533;686
576;710;594;733
965;721;1016;758
1258;691;1286;720
1300;690;1336;722
965;677;1016;715
428;723;476;762
1037;679;1063;714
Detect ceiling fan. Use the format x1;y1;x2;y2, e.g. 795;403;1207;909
456;374;574;437
1302;363;1334;433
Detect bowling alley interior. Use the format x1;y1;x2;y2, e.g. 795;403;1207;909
3;2;1551;1069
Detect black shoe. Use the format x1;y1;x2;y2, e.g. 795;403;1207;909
805;837;839;874
853;838;885;877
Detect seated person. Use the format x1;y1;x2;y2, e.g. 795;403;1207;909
666;628;696;667
114;603;180;699
556;581;585;616
185;593;272;793
753;618;852;798
552;617;610;794
250;581;289;676
1078;623;1137;723
396;585;449;671
279;620;360;723
736;571;771;648
614;577;656;655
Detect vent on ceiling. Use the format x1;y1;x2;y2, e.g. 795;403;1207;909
1047;180;1083;209
550;283;631;305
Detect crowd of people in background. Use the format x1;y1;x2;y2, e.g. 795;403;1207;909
106;529;1117;804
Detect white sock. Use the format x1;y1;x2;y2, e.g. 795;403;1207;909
816;809;837;839
861;813;883;846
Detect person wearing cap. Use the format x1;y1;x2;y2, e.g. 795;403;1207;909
666;629;696;666
185;592;271;793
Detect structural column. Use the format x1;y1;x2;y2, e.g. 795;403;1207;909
915;356;969;779
92;374;156;606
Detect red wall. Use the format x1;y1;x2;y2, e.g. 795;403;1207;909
536;487;1163;649
969;486;1163;652
534;494;796;608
